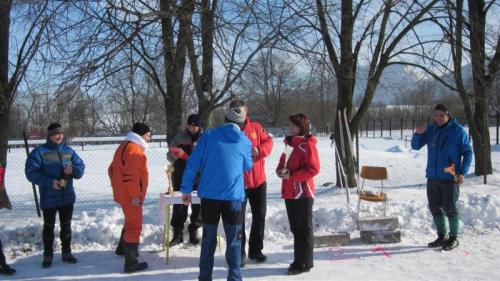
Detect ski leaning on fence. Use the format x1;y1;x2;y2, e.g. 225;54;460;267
332;109;360;204
332;110;350;204
23;129;41;217
342;108;360;194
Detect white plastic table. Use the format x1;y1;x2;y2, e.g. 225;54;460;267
159;191;200;264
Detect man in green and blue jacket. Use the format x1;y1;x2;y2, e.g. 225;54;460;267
412;104;472;251
25;123;85;268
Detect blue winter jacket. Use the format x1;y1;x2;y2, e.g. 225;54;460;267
180;123;253;202
411;119;473;181
25;140;85;209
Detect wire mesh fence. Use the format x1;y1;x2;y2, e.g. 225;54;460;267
3;116;498;218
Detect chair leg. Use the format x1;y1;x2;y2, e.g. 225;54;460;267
356;179;366;220
357;199;362;220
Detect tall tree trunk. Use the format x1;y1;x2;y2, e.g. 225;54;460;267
160;0;189;140
334;0;356;187
468;0;492;175
0;0;11;167
198;0;216;128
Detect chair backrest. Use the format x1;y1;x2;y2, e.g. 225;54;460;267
360;166;387;180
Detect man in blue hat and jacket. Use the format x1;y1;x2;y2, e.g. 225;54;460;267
26;123;85;268
412;104;472;251
181;105;253;281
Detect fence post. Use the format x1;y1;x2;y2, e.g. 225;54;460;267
373;119;375;138
412;118;415;133
81;142;84;151
356;126;360;174
380;119;383;138
497;112;499;145
366;121;368;138
400;118;404;139
389;119;392;139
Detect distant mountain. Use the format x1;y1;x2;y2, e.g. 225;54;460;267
353;63;473;104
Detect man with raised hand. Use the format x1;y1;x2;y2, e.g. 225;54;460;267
412;104;473;251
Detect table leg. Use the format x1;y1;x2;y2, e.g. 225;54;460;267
164;204;171;264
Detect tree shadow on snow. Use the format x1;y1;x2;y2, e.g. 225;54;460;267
7;249;202;280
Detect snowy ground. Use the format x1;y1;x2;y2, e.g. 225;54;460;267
1;137;500;280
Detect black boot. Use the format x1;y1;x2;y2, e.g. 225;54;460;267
442;235;459;251
115;228;125;256
249;251;267;263
62;252;78;264
124;243;148;273
42;255;53;268
428;234;448;248
287;263;311;275
188;225;200;245
0;241;16;275
169;228;184;246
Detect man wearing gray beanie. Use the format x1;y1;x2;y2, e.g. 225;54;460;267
180;104;253;281
228;99;273;267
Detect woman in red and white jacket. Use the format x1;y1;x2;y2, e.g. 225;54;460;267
276;113;320;275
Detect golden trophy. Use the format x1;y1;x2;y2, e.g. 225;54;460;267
164;164;175;195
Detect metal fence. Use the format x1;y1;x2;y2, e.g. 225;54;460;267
4;116;498;218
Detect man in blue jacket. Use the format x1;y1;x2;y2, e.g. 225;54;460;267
181;106;253;281
25;123;85;268
412;104;472;251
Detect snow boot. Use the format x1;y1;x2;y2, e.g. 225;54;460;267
428;234;448;248
124;243;148;273
442;235;459;251
42;255;53;268
0;265;16;275
115;228;125;256
62;252;78;264
287;263;311;275
249;252;267;263
169;228;184;246
0;241;16;275
188;225;200;245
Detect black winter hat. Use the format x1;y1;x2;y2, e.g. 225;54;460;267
434;104;451;117
132;122;151;136
187;114;201;127
47;123;64;137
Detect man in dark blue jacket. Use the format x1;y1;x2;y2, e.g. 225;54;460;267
412;104;472;251
25;123;85;268
181;106;253;281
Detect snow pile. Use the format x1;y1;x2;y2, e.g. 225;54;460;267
459;193;500;232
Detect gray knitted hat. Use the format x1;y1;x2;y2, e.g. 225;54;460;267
225;107;246;124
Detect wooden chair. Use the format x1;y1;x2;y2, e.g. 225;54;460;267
357;166;388;219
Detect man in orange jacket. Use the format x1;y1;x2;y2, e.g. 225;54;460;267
108;123;151;273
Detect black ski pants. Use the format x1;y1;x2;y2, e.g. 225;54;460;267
241;182;267;257
42;204;74;256
285;198;314;269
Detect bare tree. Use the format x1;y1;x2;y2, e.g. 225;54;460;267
186;0;298;126
397;0;499;175
239;50;299;125
284;0;439;186
0;0;67;166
